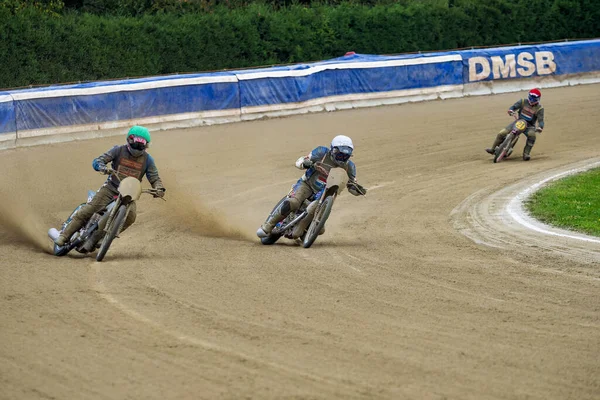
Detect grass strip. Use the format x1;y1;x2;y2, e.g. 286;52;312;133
525;167;600;237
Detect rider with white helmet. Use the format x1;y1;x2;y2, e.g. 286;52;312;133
257;135;367;238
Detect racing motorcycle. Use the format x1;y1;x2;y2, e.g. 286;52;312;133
48;169;164;261
260;162;365;248
493;115;528;163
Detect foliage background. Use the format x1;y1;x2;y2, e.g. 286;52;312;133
1;0;599;88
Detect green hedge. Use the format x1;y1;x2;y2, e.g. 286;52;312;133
1;0;599;89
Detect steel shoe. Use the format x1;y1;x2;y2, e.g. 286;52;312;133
256;226;270;238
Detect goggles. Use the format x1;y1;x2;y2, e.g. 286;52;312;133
333;146;353;162
528;93;540;104
128;135;147;150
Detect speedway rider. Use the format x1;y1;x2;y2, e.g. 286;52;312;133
54;126;165;247
256;135;367;238
486;88;545;161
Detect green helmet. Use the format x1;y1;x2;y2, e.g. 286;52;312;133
126;125;151;151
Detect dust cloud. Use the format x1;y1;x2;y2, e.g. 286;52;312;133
0;152;58;253
0;194;51;253
157;181;252;242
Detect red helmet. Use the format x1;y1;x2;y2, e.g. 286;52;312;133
528;88;541;105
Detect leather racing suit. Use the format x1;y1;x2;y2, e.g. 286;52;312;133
59;145;164;242
490;98;545;159
261;146;363;234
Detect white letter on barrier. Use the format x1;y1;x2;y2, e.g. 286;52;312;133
469;57;490;82
491;55;517;79
517;52;536;76
535;51;556;75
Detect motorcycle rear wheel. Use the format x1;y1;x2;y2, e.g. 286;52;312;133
96;205;127;262
302;196;334;248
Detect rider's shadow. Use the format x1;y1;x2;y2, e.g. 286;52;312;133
489;154;549;163
267;237;369;248
319;238;370;248
71;250;162;261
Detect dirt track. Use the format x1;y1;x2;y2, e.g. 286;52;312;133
1;84;599;400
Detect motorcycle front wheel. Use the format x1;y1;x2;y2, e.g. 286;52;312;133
96;205;127;262
302;196;334;248
493;133;514;163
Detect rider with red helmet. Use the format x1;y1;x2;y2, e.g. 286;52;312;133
486;88;545;161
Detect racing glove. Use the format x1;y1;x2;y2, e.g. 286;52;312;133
295;156;313;169
152;181;166;198
99;164;113;175
347;181;367;196
155;188;166;198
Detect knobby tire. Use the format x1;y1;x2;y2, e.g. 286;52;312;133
96;205;127;262
494;134;514;163
302;196;334;248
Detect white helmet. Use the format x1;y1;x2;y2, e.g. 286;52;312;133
330;135;354;164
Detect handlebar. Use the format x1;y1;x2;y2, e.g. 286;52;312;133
143;188;167;201
102;167;119;180
347;181;367;196
101;167;166;201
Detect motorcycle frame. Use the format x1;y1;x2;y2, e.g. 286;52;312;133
101;176;142;235
494;118;529;163
51;171;163;257
272;165;347;238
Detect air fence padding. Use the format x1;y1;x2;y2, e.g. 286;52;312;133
1;39;599;148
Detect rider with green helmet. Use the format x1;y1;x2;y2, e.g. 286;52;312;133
54;125;165;246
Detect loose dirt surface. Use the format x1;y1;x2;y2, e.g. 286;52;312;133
1;84;599;400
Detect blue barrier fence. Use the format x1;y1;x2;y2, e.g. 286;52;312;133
1;38;599;145
461;40;600;83
236;53;463;110
0;95;16;136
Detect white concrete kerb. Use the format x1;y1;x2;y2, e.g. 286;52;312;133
506;160;600;244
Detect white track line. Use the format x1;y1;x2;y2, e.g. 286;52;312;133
90;262;351;387
506;161;600;244
366;181;394;191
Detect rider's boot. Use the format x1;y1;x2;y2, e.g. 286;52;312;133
523;144;533;161
55;234;68;246
55;218;85;246
486;132;506;155
523;139;534;160
257;214;282;238
257;200;292;238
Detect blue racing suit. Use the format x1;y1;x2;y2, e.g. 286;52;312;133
261;146;362;233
